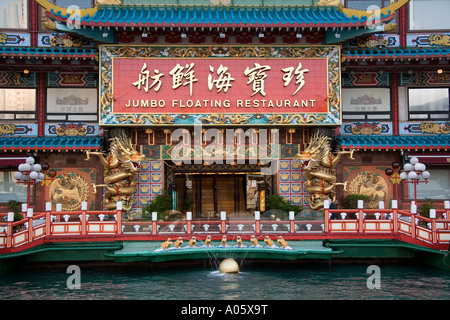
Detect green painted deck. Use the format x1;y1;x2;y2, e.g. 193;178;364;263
107;240;341;263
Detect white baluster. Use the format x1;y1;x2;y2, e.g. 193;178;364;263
99;214;105;221
306;224;312;231
134;225;140;232
340;212;347;220
63;214;70;222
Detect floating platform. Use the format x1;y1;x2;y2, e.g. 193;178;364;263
0;239;448;272
106;240;342;263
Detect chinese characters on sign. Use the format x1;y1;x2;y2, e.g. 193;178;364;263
133;62;308;97
112;58;328;114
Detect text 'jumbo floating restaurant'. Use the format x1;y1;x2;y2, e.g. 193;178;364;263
2;0;448;218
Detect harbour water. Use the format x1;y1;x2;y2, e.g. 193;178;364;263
0;263;449;300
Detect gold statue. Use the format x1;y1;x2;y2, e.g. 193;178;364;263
189;236;197;247
250;235;260;247
221;235;227;247
160;238;173;250
204;235;212;247
85;135;145;211
174;237;183;249
236;236;243;247
264;235;275;248
277;236;288;249
296;133;354;210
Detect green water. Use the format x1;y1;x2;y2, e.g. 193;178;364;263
0;263;449;300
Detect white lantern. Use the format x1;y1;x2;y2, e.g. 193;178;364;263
408;171;418;180
38;172;45;180
21;163;31;172
400;171;408;180
414;163;426;172
14;172;23;180
404;163;413;171
32;164;42;172
421;171;430;179
26;157;35;165
410;157;419;165
29;171;39;180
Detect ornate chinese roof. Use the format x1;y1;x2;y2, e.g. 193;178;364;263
0;136;103;151
36;0;409;44
338;135;450;151
46;5;395;28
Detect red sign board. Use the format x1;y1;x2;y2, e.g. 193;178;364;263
112;58;328;114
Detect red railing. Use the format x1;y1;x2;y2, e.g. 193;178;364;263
0;202;449;253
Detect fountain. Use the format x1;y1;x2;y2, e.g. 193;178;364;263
219;258;240;274
109;235;338;267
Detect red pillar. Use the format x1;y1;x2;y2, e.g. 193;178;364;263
37;73;46;136
391;73;399;136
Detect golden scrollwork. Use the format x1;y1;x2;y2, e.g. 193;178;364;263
420;122;450;135
317;0;341;6
0;33;7;44
116;114;174;125
199;114;251;124
270;114;326;124
0;124;16;136
167;47;211;58
429;34;450;46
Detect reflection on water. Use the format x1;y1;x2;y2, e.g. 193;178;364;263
0;264;449;300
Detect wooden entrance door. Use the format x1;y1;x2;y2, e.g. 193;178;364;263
192;174;246;217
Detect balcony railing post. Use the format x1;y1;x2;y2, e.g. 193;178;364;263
430;209;437;244
6;212;14;248
289;211;295;234
27;208;34;244
410;202;417;239
392;200;398;234
186;211;192;235
81;201;87;236
220;211;227;234
358;200;364;234
445;201;450;223
152;211;157;235
45;202;52;236
116;201;122;235
323;200;330;233
255;211;261;234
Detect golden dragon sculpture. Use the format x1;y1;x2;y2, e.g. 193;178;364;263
296;133;355;210
85;135;145;211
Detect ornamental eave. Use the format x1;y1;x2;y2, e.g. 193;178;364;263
0;136;103;151
338;135;450;151
36;0;408;29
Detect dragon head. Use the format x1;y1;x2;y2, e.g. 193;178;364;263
295;133;331;169
110;135;145;169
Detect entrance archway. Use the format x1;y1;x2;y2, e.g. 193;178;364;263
166;163;274;218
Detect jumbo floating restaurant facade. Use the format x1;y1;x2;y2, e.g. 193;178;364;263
0;0;449;218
